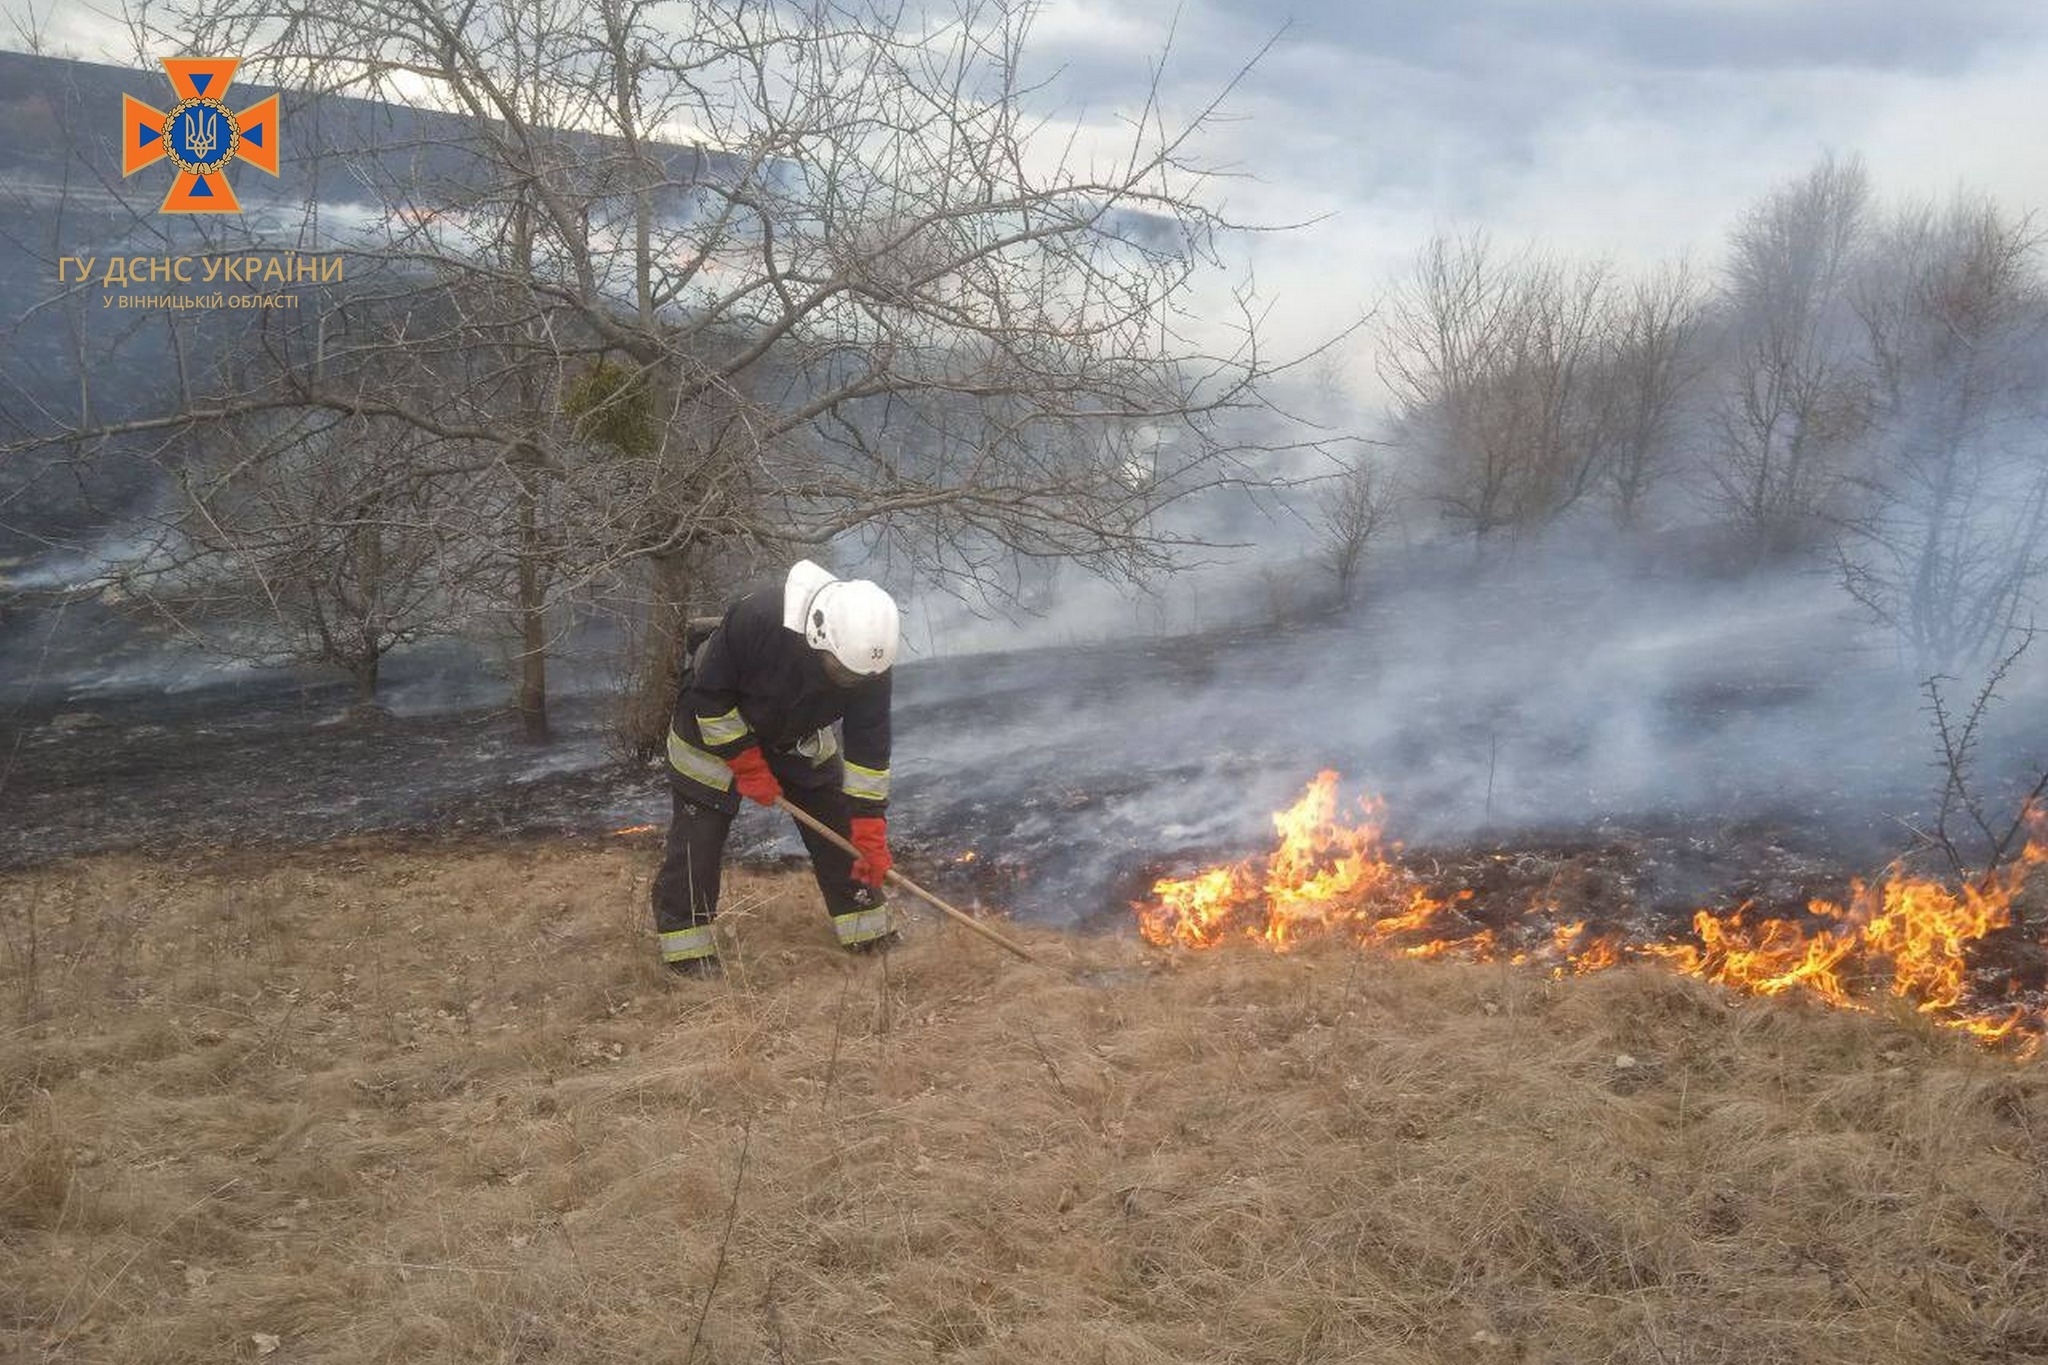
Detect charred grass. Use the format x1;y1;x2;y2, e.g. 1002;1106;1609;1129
3;840;2047;1363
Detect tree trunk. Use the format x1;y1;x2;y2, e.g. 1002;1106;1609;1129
650;551;693;676
623;549;693;760
511;187;551;747
515;468;550;745
355;652;380;705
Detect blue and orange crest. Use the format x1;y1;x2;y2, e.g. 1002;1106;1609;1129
121;58;280;213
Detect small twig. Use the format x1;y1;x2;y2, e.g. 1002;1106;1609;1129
1923;631;2042;891
1023;1028;1075;1105
875;940;894;1038
821;971;851;1114
1923;673;1973;881
1484;727;1499;825
1957;650;2025;853
684;1125;751;1365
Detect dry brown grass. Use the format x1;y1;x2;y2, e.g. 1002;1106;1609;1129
3;838;2047;1364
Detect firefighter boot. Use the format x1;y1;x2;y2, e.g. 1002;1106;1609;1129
833;884;901;954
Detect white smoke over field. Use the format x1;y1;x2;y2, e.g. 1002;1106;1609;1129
873;530;2047;925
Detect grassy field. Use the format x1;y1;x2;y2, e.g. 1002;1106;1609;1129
3;839;2047;1363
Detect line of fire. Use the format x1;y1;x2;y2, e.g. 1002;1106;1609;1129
1133;772;2048;1054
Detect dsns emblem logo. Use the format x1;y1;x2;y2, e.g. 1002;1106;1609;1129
121;58;280;213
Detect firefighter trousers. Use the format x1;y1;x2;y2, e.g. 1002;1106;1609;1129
650;749;889;964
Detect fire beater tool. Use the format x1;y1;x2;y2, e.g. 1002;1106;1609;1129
773;796;1039;962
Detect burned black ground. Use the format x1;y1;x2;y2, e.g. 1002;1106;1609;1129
1;612;1990;942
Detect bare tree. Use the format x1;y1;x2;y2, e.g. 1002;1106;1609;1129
1708;153;1873;558
1836;194;2048;671
1587;259;1705;531
118;403;489;704
1380;232;1611;549
1312;448;1394;606
65;0;1325;741
1380;233;1516;545
1500;252;1614;523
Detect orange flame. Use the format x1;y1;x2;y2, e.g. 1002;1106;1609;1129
1139;772;1464;955
1136;775;2048;1051
1649;844;2046;1046
610;824;658;837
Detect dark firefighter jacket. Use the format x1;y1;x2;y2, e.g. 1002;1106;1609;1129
665;581;891;817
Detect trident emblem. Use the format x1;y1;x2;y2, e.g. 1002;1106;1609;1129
183;107;219;163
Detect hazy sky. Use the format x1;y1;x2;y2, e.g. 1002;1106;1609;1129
1011;0;2048;355
8;0;2046;360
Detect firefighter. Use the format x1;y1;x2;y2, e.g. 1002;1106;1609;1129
652;560;900;975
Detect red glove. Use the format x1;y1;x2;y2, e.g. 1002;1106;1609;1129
849;816;892;887
726;747;783;806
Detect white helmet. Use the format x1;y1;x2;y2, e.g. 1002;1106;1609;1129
805;577;900;675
